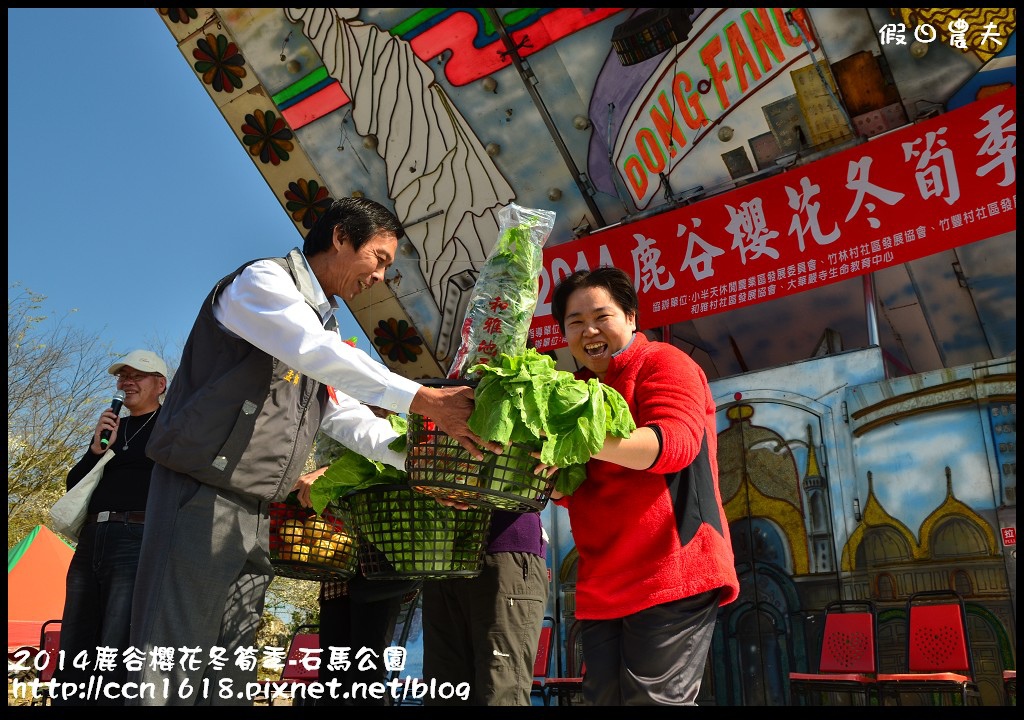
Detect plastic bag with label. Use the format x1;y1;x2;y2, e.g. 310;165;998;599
446;203;556;379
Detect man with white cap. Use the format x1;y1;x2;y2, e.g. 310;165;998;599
52;349;169;706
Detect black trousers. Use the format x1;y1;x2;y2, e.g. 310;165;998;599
53;521;144;706
313;592;404;706
581;588;723;705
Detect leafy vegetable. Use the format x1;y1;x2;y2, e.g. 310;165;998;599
310;415;490;574
310;414;408;514
348;486;489;574
447;204;555;378
466;348;636;496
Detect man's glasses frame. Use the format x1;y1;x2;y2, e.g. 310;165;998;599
116;372;159;383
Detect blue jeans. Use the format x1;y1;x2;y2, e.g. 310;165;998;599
53;520;144;706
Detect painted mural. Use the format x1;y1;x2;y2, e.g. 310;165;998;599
705;349;1015;705
156;8;1016;705
157;7;1016;379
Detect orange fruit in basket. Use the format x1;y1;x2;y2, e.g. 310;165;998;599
278;518;306;545
289;544;312;562
311;538;337;562
303;517;331;544
330;531;355;554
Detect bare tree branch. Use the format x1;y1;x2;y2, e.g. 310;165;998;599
7;284;115;546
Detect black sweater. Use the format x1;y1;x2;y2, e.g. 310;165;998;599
66;409;159;514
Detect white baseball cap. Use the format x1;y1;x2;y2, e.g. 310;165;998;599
108;349;169;378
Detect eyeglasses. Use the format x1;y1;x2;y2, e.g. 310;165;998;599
116;372;159;383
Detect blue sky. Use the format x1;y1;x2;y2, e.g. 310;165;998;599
7;8;379;365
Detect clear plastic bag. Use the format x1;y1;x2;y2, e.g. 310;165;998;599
447;203;556;378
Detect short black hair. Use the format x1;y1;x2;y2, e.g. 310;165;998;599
303;197;405;256
551;266;639;334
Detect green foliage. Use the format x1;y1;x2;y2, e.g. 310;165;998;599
261;575;320;638
467;348;637;496
310;415;408;513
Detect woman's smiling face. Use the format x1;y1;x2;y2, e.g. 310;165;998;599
562;285;636;379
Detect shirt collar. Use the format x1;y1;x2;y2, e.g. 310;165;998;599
612;333;636;358
296;247;339;325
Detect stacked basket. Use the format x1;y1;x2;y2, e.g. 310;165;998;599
269;497;359;582
343;380;555;581
405;380;557;514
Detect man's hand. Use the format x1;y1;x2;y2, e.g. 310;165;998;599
433;495;475;511
292;466;326;508
91;408;121;455
410;384;502;460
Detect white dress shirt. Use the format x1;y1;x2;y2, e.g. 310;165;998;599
213;249;418;470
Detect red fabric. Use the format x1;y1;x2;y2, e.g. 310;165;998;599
7;526;74;651
560;333;738;620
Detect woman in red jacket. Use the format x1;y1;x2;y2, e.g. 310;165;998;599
549;267;739;706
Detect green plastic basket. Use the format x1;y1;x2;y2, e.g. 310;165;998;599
405;380;557;513
345;484;491;580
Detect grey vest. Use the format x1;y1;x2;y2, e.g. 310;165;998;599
147;250;330;502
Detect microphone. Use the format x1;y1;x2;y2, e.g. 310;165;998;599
99;390;126;448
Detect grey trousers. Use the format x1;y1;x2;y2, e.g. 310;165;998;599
126;465;273;705
581;588;722;706
422;551;547;705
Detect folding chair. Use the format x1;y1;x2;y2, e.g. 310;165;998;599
875;589;981;706
530;619;554;704
788;600;878;705
258;624;320;706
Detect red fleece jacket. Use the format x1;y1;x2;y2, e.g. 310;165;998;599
557;333;738;620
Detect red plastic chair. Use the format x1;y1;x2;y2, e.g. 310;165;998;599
530;620;554;704
544;662;585;706
257;624;320;706
28;619;62;706
875;590;981;706
788;600;878;705
39;620;63;683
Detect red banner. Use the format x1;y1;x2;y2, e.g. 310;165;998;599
529;87;1016;351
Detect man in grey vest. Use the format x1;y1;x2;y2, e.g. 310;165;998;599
128;197;498;705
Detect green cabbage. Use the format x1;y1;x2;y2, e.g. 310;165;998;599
467;348;636;496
